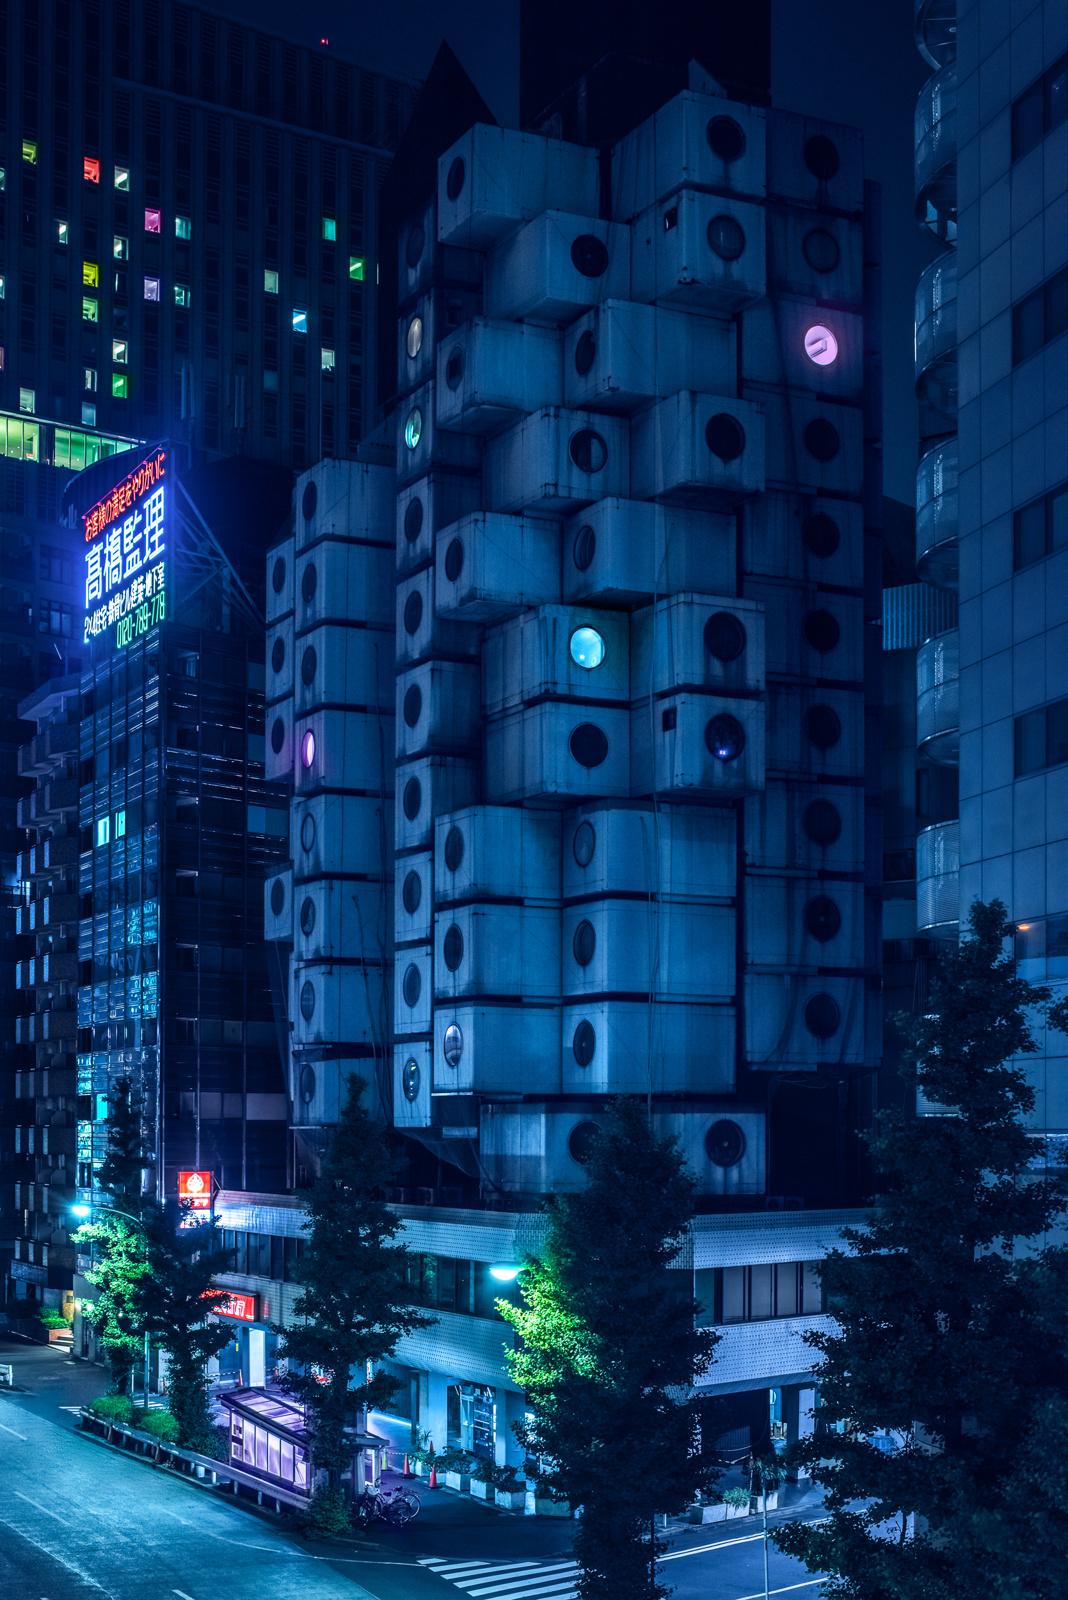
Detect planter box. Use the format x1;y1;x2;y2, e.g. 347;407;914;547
689;1502;728;1524
46;1328;71;1343
444;1471;471;1494
754;1491;780;1512
471;1479;493;1500
412;1460;427;1478
725;1502;751;1520
495;1488;527;1511
526;1490;571;1518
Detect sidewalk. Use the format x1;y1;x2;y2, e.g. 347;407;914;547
663;1478;826;1541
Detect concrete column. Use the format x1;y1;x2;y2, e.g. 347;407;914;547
421;1370;449;1455
247;1327;266;1388
497;1388;526;1468
783;1384;816;1479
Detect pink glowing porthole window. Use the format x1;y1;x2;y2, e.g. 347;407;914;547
300;729;316;769
804;325;839;366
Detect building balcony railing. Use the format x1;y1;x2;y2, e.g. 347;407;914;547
917;628;960;765
916;436;958;587
16;779;79;828
916;819;959;937
915;0;956;70
18;722;78;778
915;250;958;433
915;63;957;239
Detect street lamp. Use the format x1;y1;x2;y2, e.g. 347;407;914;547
69;1200;151;1410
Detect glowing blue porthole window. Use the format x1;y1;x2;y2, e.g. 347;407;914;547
404;408;423;450
569;625;606;670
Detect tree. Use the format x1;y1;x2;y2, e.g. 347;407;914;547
499;1099;716;1600
97;1074;150;1216
776;900;1068;1600
278;1075;432;1521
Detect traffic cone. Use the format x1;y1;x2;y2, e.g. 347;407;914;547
428;1457;438;1489
402;1453;411;1477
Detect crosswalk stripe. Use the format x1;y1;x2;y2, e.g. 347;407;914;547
463;1576;579;1600
418;1554;580;1600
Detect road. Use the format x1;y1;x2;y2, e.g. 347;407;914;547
0;1339;826;1600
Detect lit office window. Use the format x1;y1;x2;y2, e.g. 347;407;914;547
0;275;5;300
115;810;126;838
19;387;35;414
96;817;110;847
322;216;337;241
143;276;160;301
264;269;279;293
144;207;162;233
56;220;69;245
0;166;6;189
84;156;101;183
114;235;128;260
321;347;336;371
82;296;98;322
349;257;365;282
82;401;97;426
175;215;191;240
174;283;191;308
112;373;129;399
83;367;97;391
292;309;307;333
23;140;38;165
83;260;100;287
114;166;130;190
112;339;128;364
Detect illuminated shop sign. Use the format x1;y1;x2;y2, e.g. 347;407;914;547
82;447;167;649
215;1291;259;1323
177;1169;213;1210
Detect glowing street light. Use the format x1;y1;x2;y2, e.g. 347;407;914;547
489;1266;521;1283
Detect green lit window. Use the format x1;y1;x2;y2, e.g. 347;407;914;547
22;140;38;165
114;166;130;191
322;216;337;241
115;810;126;838
82;296;98;322
84;366;97;391
349;256;365;282
57;220;69;245
52;428;135;471
174;283;191;308
114;234;128;260
0;414;40;461
112;373;129;398
264;268;279;294
19;388;35;414
0;276;5;300
292;308;307;333
96;817;110;847
0;166;5;189
321;347;336;371
82;260;99;288
112;339;128;364
175;215;191;240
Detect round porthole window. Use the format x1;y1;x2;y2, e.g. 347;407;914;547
402;963;422;1008
403;684;423;728
705;1119;746;1168
271;636;285;674
572;820;596;867
569;429;608;473
404;497;424;543
300;812;317;853
804;895;841;942
302;481;318;522
704;611;747;662
443;1022;464;1067
569;626;606;670
299;980;316;1021
300;1064;317;1104
803;798;842;845
707;213;746;262
402;870;422;915
403;591;423;636
404;409;423;451
445;348;465;390
572;524;596;572
804;134;840;180
443;924;464;972
705;413;746;462
402;777;422;821
806;704;842;749
804;418;840;462
802;228;840;274
574;330;597;377
444;825;464;871
568;1120;600;1164
803;512;840;557
270;717;285;754
705;713;746;762
300;729;316;769
271;555;286;595
570;234;609;277
569;723;609;768
301;645;317;685
402;1057;421;1102
269;877;285;917
804;325;839;366
406;223;426;269
804;609;840;653
446;156;466;200
572;919;596;967
301;563;317;603
706;115;747;161
300;895;316;936
407;315;424;360
805;991;841;1038
444;537;464;582
572;1019;596;1067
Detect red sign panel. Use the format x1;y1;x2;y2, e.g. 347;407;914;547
178;1170;213;1210
82;447;167;544
214;1291;258;1323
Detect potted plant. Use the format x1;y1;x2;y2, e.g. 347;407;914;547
439;1448;475;1493
723;1486;751;1520
751;1457;782;1512
493;1464;526;1511
470;1457;496;1501
38;1309;69;1343
688;1490;727;1525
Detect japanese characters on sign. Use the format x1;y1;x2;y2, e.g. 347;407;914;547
215;1291;258;1323
82;448;168;649
178;1169;213;1209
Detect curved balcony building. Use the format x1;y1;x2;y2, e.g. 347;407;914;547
916;629;959;766
915;64;957;239
915;251;958;432
914;0;956;70
915;437;958;587
916;819;960;937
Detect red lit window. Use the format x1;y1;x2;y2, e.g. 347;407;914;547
144;208;161;234
84;157;101;184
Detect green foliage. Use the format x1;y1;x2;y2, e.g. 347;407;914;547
133;1407;180;1442
499;1099;717;1600
303;1484;351;1537
775;900;1068;1600
38;1309;68;1329
471;1455;498;1484
89;1393;136;1424
436;1448;475;1474
491;1463;524;1493
723;1486;752;1509
278;1076;433;1485
74;1217;151;1396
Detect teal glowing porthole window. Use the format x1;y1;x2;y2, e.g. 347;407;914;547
404;408;423;450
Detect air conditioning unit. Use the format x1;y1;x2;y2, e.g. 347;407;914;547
631;393;765;503
267;619;294;702
435;805;561;907
483;605;630;717
294;623;394;715
293;709;392;795
295;878;391;964
767;209;863;307
264;866;293;943
436;125;600;249
484;703;631;804
265;699;294;782
396;851;433;944
484;212;630;324
630;190;766;312
435;512;561;622
292;962;389;1049
396;472;482;577
396;382;482;486
485;407;629;513
431;1002;561;1094
657;1108;766;1197
561;899;735;1000
755;390;863;496
562;497;734;606
745;972;866;1070
296;540;394;630
765;685;864;779
294;459;397;555
395;568;479;666
395;944;433;1036
436;318;562;433
395;662;481;759
744;876;863;970
560;1000;735;1094
631;594;765;700
767;112;864;217
394;1041;433;1129
433;903;560;1000
563;300;734;414
612;92;768;221
631;693;765;799
743;779;864;873
398;285;482;395
562;805;735;902
741;493;864;590
293;794;391;879
746;581;864;684
266;536;294;623
395;756;479;852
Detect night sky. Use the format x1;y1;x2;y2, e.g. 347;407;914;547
209;0;933;506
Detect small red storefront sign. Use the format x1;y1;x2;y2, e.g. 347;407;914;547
178;1170;213;1210
214;1291;259;1323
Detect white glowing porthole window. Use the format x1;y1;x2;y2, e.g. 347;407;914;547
804;325;839;366
569;625;606;670
406;316;423;360
300;729;316;768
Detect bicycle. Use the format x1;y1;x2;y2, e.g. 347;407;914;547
352;1486;421;1528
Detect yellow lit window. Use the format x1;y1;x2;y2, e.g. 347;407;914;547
22;140;38;165
83;261;100;288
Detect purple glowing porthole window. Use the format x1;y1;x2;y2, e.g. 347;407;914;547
804;325;839;367
300;729;316;769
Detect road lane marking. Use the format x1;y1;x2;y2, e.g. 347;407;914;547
660;1532;764;1561
15;1491;69;1524
0;1513;117;1597
734;1583;824;1600
173;1590;197;1599
0;1418;29;1440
